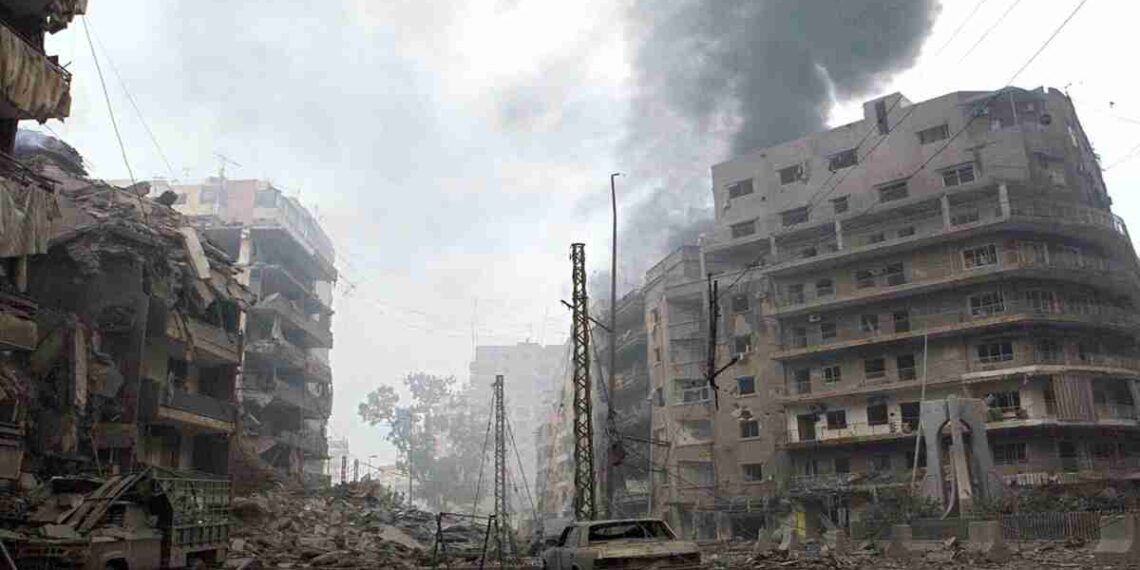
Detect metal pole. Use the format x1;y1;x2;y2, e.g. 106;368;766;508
408;414;415;506
570;243;596;521
607;172;620;518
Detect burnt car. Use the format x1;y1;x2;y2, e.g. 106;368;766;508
542;518;700;570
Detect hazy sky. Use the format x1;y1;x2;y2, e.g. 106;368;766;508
36;0;1140;465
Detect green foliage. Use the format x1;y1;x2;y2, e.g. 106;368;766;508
861;488;942;523
358;373;490;512
971;483;1133;515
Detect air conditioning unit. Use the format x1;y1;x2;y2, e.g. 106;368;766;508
807;314;822;323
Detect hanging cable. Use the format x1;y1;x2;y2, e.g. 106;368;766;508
82;16;134;186
469;392;496;517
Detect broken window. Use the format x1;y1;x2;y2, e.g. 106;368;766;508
864;358;886;379
790;326;808;348
884;262;906;286
917;124;950;145
867;232;885;244
871;454;892;472
1034;338;1063;363
828;148;858;170
897;225;915;238
779;164;805;185
941;163;976;187
867;403;888;426
731;220;756;238
962;244;998;268
653;347;662;363
893;310;910;333
1025;289;1058;313
977;341;1014;363
993;442;1028;465
832;196;849;214
679;461;715;487
731;294;750;313
855;269;875;289
859;314;880;333
897;354;917;381
793;369;811;395
834;457;851;474
781;206;809;227
969;290;1006;317
736;376;756;395
817;322;835;342
739;419;760;438
680;420;713;441
677;379;711;404
801;246;817;258
826;410;848;430
728;179;754;199
878;180;909;202
900;402;920;432
254;189;278;207
822;365;841;384
734;335;752;354
815;278;834;297
786;283;805;304
742;463;764;482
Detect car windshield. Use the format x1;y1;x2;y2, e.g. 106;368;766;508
588;521;674;543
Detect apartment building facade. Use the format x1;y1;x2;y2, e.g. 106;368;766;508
689;86;1140;532
171;178;336;484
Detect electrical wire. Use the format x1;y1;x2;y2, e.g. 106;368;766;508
81;16;135;186
505;414;540;526
469;392;496;517
934;0;990;57
85;17;177;181
958;0;1023;63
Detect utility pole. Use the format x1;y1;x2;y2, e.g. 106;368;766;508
491;375;515;564
705;275;739;410
341;455;347;485
570;243;597;521
606;172;620;518
353;458;359;483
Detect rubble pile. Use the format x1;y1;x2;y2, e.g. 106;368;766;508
228;481;486;569
705;535;1135;570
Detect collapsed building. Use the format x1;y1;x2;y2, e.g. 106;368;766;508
167;178;337;485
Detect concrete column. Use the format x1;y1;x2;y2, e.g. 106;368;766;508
998;183;1011;219
947;396;974;512
968;520;1011;562
834;220;844;251
1096;514;1140;562
886;524;914;559
940;195;952;229
1128;380;1140;421
769;236;778;259
920;401;948;505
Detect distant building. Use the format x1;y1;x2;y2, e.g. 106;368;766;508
170;178;337;485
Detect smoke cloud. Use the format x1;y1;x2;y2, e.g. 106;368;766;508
614;0;939;287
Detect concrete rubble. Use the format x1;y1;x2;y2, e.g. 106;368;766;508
227;480;487;569
704;535;1138;569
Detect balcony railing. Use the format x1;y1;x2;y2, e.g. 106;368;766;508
777;299;1139;355
0;19;71;120
276;430;328;457
770;244;1137;311
166;317;241;364
254;294;333;348
781;419;916;446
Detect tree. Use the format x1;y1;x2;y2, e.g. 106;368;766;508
359;373;491;512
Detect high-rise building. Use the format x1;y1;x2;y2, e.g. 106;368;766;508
171;178;336;485
647;86;1140;538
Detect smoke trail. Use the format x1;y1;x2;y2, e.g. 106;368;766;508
616;0;939;285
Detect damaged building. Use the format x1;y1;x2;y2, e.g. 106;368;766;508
1;142;252;482
169;178;336;485
685;86;1140;535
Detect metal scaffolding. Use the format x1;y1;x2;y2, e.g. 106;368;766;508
570;243;596;521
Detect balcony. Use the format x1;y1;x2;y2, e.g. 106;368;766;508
269;380;331;418
0;20;71;120
245;338;332;383
779;420;915;448
276;430;328;458
140;381;236;434
667;320;703;342
165;316;241;365
252;293;333;348
774;299;1140;359
0;290;37;351
998;456;1140;486
780;349;1140;404
769;246;1140;317
710;191;1131;278
788;471;910;494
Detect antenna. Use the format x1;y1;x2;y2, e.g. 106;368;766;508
214;152;242;179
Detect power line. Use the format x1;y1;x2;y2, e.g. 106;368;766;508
934;0;989;57
1004;0;1087;85
958;0;1023;63
85;17;177;181
81;16;135;186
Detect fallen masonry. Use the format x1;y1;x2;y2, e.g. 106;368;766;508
227;480;489;569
